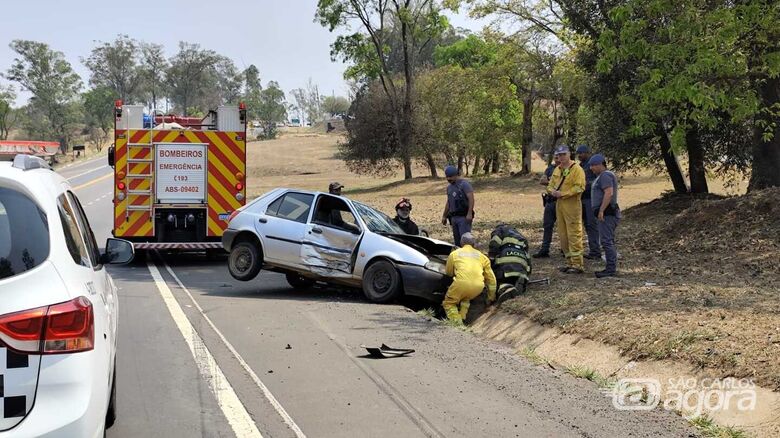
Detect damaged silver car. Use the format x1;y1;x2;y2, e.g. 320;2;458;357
222;188;454;303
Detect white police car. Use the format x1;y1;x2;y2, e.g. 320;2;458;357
0;156;133;437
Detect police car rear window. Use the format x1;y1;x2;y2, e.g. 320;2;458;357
0;187;50;280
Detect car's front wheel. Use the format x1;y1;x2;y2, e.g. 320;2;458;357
286;272;315;289
228;241;262;281
362;260;403;303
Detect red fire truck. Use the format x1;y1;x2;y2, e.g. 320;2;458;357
108;102;247;251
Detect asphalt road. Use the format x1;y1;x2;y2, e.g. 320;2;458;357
62;159;696;438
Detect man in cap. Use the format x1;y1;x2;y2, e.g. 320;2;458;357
547;145;586;274
588;154;621;278
443;232;497;325
441;165;475;247
327;182;346;227
533;153;561;258
392;198;420;235
328;182;344;195
576;145;601;260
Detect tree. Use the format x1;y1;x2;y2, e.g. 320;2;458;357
165;42;221;115
305;79;323;123
322;96;351;116
83;86;116;152
317;0;448;179
290;88;307;124
139;42;168;110
256;81;287;139
242;65;263;120
83;35;143;103
6;40;82;151
0;85;17;140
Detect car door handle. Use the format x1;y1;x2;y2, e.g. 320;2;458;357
258;217;268;224
311;227;323;234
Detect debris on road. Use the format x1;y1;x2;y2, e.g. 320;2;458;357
285;344;292;350
361;344;415;359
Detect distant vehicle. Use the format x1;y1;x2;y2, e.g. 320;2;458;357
0;155;134;437
107;101;248;252
222;188;454;303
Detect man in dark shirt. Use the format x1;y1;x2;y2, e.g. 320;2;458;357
589;154;621;278
392;198;420;235
533;154;560;258
441;165;475;247
577;145;601;259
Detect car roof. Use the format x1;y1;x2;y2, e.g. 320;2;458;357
0;160;69;206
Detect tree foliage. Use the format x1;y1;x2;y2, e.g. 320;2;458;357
82;35;144;103
6;40;83;150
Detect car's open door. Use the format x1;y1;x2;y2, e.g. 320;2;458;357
301;195;362;278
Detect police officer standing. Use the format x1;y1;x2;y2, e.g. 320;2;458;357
576;145;601;259
533;154;561;258
588;154;621;278
441;165;475;247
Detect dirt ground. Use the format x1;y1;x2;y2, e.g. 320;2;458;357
247;131;780;391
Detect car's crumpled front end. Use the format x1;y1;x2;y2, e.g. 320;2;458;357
380;234;454;301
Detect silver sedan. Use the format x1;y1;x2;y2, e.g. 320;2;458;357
222;188;454;303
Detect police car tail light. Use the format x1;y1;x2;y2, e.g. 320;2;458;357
0;306;47;353
0;297;93;354
43;297;94;354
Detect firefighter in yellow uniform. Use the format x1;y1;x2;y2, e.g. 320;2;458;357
443;233;497;324
547;146;587;274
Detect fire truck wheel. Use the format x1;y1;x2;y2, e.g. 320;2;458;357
228;241;262;281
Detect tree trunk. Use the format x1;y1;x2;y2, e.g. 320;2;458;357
657;128;689;193
749;76;780;191
457;147;465;174
491;152;500;173
425;153;438;178
482;157;491;175
521;95;534;174
686;128;709;194
472;156;481;176
565;96;580;145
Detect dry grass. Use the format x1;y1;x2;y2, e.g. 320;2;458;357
246;132;780;391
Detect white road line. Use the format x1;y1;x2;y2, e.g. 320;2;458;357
65;165;109;181
160;259;307;438
147;262;263;438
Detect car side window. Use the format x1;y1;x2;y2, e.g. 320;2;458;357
267;193;314;224
57;194;90;267
67;191;101;268
312;196;360;233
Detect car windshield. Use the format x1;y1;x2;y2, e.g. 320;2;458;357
0;185;50;280
352;201;405;234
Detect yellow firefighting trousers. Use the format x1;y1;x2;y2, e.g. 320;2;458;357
556;196;584;270
443;281;485;323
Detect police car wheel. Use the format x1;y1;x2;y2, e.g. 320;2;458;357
363;260;402;303
286;273;315;289
229;242;262;281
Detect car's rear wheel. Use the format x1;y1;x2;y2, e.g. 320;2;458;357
285;273;315;289
228;241;262;281
362;260;403;303
105;366;117;428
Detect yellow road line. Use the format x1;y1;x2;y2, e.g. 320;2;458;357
71;172;113;191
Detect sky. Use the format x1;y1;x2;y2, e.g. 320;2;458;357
0;0;486;107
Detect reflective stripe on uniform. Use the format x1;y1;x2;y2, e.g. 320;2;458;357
495;256;530;269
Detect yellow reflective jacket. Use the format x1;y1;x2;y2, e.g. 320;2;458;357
547;162;586;201
445;245;498;300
